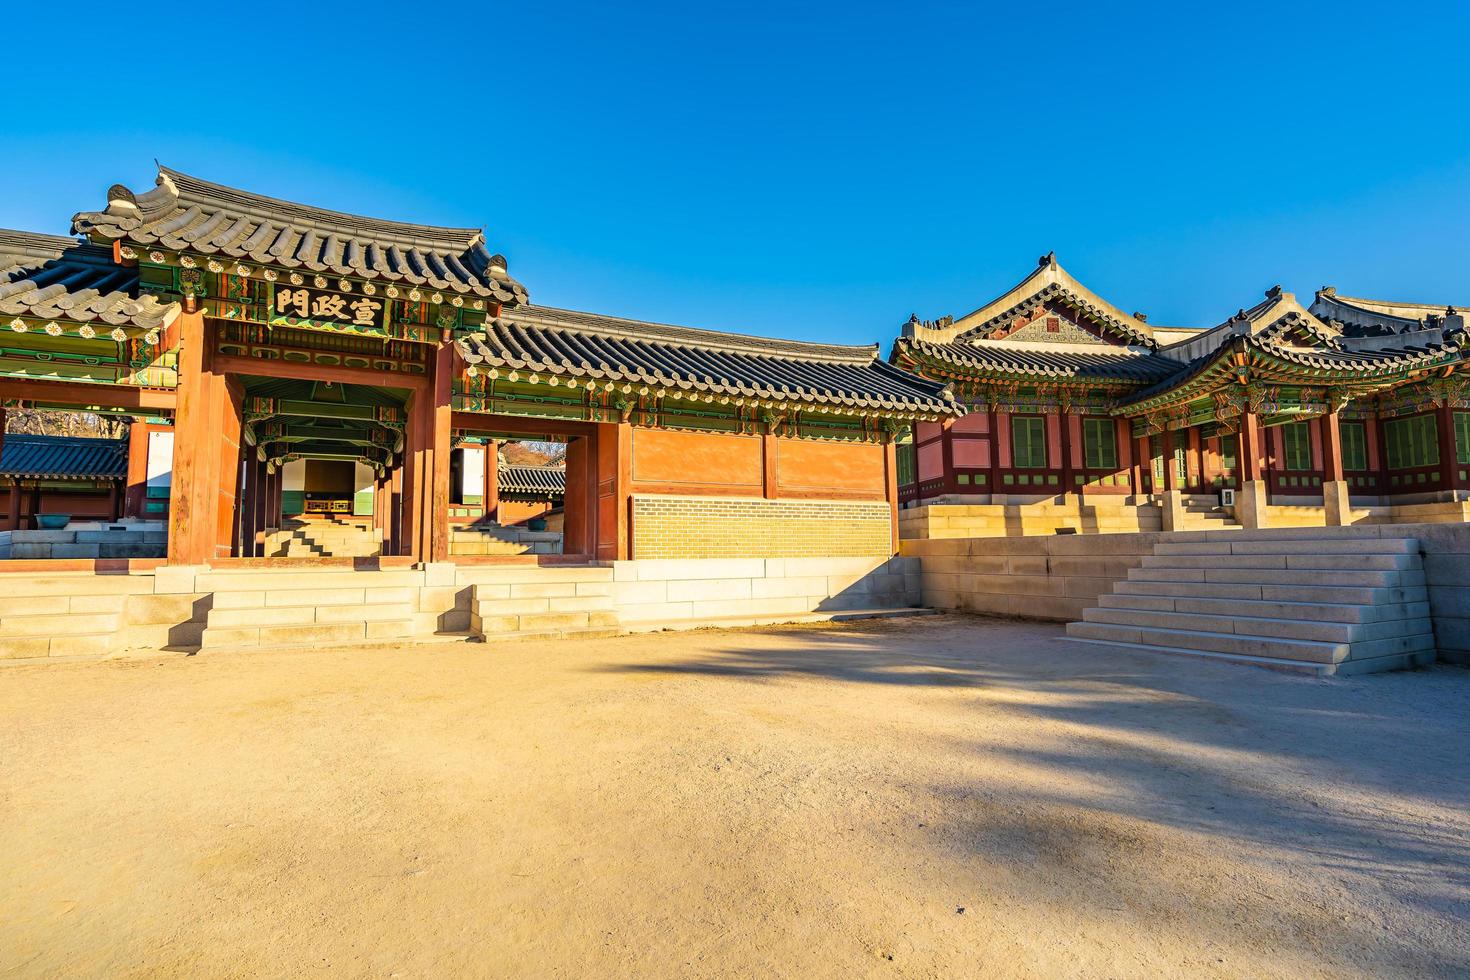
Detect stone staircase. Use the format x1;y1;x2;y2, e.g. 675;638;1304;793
450;523;563;556
465;565;620;639
198;566;422;651
265;518;382;558
1179;494;1239;530
0;572;205;661
1066;535;1435;675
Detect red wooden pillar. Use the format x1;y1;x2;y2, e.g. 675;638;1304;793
1321;409;1345;483
426;343;454;562
989;409;1006;496
761;431;779;500
1163;429;1182;492
5;483;18;532
883;437;899;552
123;419;148;518
483;439;500;522
1437;405;1461;492
218;379;245;558
0;407;6;486
594;421;632;561
107;481;121;521
166;309;225;565
561;433;594;558
940;417;955;494
1238;410;1264;482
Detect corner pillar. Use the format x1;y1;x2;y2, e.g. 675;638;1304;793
166;310;226;565
1320;406;1350;526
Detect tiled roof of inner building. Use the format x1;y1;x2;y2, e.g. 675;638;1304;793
456;306;961;414
0;434;126;479
895;337;1181;383
499;464;566;496
1120;335;1463;406
0;229;178;331
72;166;527;304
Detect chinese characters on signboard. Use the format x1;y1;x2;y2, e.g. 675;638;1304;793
271;286;384;330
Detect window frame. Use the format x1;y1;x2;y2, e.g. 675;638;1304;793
1011;415;1047;470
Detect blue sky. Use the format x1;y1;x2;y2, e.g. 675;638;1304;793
5;1;1469;345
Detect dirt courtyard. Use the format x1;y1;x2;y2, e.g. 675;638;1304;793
1;615;1467;978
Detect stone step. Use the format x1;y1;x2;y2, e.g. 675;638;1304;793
0;574;157;598
457;566;614;585
471;609;621;635
1152;538;1420;556
194;569;426;592
0;612;118;636
1112;578;1423;606
200;619;414;650
1139;553;1418;572
1098;592;1431;625
1066;620;1351;664
0;632;113;659
1065;632;1436;676
1080;606;1433;645
1125;565;1423;588
208;602;415;629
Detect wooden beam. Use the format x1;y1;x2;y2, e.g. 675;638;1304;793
0;378;176;412
211;354;429;393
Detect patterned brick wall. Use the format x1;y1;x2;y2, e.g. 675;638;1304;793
631;495;893;559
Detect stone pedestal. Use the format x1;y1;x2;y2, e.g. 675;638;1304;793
1160;489;1186;532
1323;480;1352;527
1234;480;1268;529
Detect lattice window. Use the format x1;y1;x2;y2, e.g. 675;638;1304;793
1011;416;1046;469
1456;412;1470;465
1082;418;1117;470
1280;422;1312;472
1385;414;1440;470
1340;421;1368;472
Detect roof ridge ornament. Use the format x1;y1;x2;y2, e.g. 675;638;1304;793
1038;251;1056;268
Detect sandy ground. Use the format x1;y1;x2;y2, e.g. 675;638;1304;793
1;615;1467;979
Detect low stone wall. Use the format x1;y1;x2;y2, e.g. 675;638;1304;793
0;553;920;662
903;523;1470;662
0;521;166;560
612;556;918;625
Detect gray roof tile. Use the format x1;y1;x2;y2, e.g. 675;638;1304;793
0;434;126;479
73;167;528;304
499;464;565;496
0;229;178;331
458;305;960;415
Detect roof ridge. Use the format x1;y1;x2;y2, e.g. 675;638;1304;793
157;166;485;250
0;227;111;261
514;304;882;363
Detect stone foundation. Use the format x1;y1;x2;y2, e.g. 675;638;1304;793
0;521;166;560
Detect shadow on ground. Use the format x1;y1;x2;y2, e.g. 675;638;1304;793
598;614;1470;975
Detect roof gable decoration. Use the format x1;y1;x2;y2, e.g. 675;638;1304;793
72;166;529;307
902;253;1158;350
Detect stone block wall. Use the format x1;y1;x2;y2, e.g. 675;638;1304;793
631;495;892;559
902;533;1161;622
